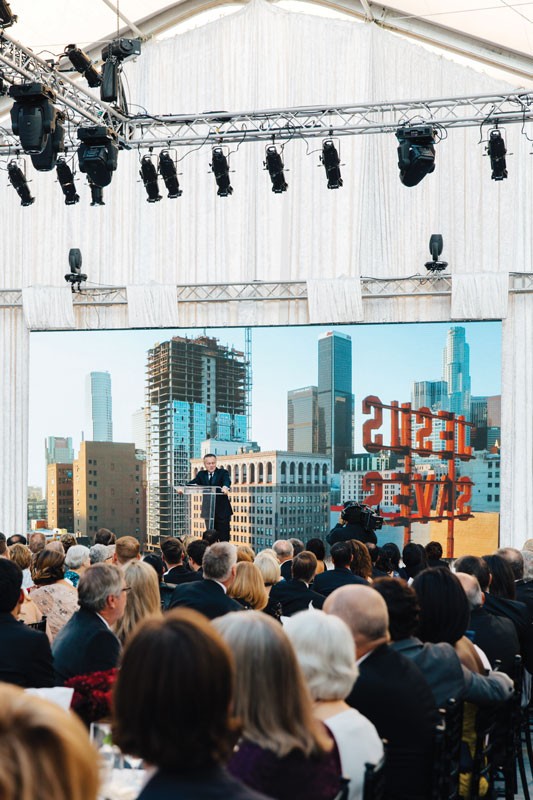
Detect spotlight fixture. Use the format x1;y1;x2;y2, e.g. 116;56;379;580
396;125;436;187
158;150;182;198
77;125;118;187
100;38;141;106
7;160;34;206
321;139;343;189
264;145;288;193
56;158;79;205
30;112;65;171
424;234;448;272
486;128;507;181
64;248;87;292
89;181;105;206
9;82;57;154
140;155;161;203
210;147;233;197
0;0;17;28
64;44;102;88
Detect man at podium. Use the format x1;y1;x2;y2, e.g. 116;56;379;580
187;454;233;542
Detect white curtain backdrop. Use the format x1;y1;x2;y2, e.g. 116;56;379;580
127;284;180;329
22;286;76;330
0;0;530;535
451;273;509;321
307;278;363;323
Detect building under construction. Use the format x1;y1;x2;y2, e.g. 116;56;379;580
146;336;248;545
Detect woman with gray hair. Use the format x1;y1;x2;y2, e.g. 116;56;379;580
284;609;383;800
64;545;90;588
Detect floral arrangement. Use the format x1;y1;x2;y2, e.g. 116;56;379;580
65;668;118;725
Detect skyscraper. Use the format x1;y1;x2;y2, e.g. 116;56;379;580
317;332;354;473
146;336;248;544
86;372;113;442
287;386;319;453
411;380;448;411
442;327;471;419
45;436;74;466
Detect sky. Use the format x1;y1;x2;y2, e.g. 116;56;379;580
28;320;501;488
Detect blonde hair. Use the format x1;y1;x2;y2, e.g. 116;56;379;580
114;560;162;644
8;543;31;570
254;552;281;586
0;684;99;800
228;562;268;610
236;545;255;563
214;611;332;758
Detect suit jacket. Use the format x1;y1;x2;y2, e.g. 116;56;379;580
346;643;438;800
188;468;233;519
313;568;367;597
138;767;272;800
268;578;324;616
326;522;377;546
0;612;55;688
468;605;520;676
52;608;121;684
279;559;292;581
165;565;202;585
169;579;242;620
515;580;533;620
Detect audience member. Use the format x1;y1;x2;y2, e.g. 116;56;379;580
314;542;366;597
95;527;116;546
399;542;427;581
64;544;90;588
327;505;378;547
425;541;449;569
113;535;141;567
161;537;200;584
52;563;125;683
497;546;533;617
143;553;165;580
29;549;78;641
349;540;372;582
169;542;242;619
114;560;162;645
229;561;268;610
0;533;8;559
89;543;109;565
285;609;383;800
255;551;282;620
305;538;327;574
273;539;294;581
0;560;54;688
203;529;220;545
324;584;438;800
28;531;46;555
0;684;99;800
112;609;270;799
289;538;305;557
59;533;77;554
237;544;256;563
216;611;344;800
6;534;27;546
381;542;401;577
369;546;389;579
522;538;533;553
269;551;325;615
187;538;208;577
8;542;33;588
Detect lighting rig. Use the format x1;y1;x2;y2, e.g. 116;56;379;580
424;234;448;272
486;128;508;181
7;159;33;205
158;150;182;198
264;145;288;193
320;139;343;189
64;248;87;291
210;147;233;197
100;38;141;111
56;158;79;205
140;154;161;202
396;125;437;187
0;0;16;28
77;126;118;188
9;82;58;155
64;44;102;89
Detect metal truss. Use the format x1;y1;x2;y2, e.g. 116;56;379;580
1;274;531;312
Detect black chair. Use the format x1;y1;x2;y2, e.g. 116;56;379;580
362;753;386;800
27;615;47;633
159;582;177;610
432;698;464;800
470;701;500;800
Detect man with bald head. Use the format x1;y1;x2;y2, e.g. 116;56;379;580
324;585;438;800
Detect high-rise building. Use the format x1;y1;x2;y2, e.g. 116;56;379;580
45;436;74;466
47;464;74;531
442;327;471;419
73;441;146;541
86;372;113;442
411;380;448;411
470;395;501;451
131;408;147;452
146;336;248;544
317;332;354;473
287;386;319;453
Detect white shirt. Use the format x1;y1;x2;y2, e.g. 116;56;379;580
325;708;383;800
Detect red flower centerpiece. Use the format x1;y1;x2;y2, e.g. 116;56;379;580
65;668;118;726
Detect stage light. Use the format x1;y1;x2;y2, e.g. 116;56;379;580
30;113;65;171
424;234;448;272
321;139;342;189
264;145;287;193
0;0;17;28
396;125;436;187
9;82;57;154
487;128;507;181
77;126;118;187
210;147;233;197
64;44;102;88
158;150;182;198
140;155;161;203
56;158;79;205
89;181;105;206
7;160;34;206
100;38;141;104
64;248;87;292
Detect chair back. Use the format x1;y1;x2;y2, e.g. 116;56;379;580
432;698;464;800
159;582;176;610
27;616;47;633
363;753;386;800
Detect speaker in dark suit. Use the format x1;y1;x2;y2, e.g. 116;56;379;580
187;455;232;541
0;612;55;688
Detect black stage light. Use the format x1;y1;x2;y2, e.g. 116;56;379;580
100;38;141;104
321;139;343;189
30;113;65;171
64;248;87;291
210;147;233;197
140;155;161;203
487;128;507;181
424;234;448;272
396;125;436;187
264;145;288;193
56;158;79;205
0;70;6;96
64;44;102;88
158;150;182;198
7;160;34;206
77;125;118;187
9;82;57;154
0;0;17;28
89;181;105;206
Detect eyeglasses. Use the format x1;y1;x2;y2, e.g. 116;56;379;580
120;587;131;593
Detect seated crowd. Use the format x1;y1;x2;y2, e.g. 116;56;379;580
1;526;532;800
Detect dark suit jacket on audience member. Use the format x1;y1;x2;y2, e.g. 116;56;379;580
0;612;55;688
52;607;121;684
280;560;292;581
326;523;377;547
268;578;324;616
468;605;521;676
482;593;533;672
515;580;533;620
138;766;272;800
313;568;367;597
346;643;438;800
165;565;202;585
169;579;242;620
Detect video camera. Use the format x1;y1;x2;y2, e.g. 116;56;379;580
341;501;383;533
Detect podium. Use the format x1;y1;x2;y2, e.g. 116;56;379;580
176;485;219;530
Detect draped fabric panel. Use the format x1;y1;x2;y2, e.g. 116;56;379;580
127;284;180;329
22;287;76;330
451;273;509;321
307;279;363;324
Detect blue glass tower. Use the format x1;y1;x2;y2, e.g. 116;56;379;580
442;327;471;420
317;331;354;473
86;371;113;442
